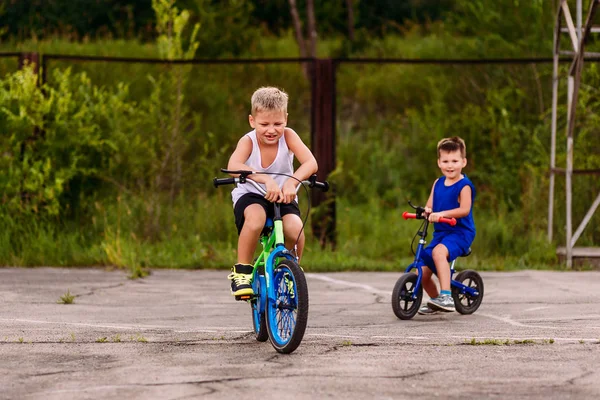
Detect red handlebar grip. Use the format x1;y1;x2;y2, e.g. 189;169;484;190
403;212;416;220
439;217;457;226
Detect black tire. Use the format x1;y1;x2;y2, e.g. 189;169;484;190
452;270;484;315
265;259;308;354
391;273;423;320
251;276;268;342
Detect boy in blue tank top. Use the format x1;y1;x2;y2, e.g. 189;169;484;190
418;136;476;314
225;87;318;298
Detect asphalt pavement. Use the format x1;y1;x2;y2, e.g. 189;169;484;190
0;267;599;399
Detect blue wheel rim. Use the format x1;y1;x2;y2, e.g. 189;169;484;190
268;266;298;345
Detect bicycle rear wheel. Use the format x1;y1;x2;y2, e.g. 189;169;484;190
251;273;268;342
265;259;308;354
452;270;484;315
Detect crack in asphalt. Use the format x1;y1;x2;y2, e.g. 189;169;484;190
146;371;437;386
26;370;79;378
265;354;281;362
73;283;126;298
232;332;254;341
374;295;386;304
565;370;595;385
322;345;339;354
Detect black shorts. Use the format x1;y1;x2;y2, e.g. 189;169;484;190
234;193;301;235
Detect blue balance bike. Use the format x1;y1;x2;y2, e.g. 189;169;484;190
392;201;484;320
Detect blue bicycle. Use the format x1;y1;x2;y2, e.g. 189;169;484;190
214;169;329;353
392;201;484;320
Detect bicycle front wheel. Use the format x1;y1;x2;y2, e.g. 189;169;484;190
265;259;308;354
391;273;423;320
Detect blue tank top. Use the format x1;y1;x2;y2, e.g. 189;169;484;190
432;175;476;240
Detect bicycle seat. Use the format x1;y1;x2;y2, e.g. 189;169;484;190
461;248;472;257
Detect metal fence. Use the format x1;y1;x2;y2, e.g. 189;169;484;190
6;52;597;250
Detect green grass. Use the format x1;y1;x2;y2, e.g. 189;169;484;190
0;38;161;58
0;194;577;273
466;338;553;346
135;335;148;343
57;290;76;304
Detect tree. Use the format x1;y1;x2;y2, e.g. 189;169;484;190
288;0;317;79
346;0;355;41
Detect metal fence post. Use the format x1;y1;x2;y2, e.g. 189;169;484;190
18;52;40;73
310;58;336;248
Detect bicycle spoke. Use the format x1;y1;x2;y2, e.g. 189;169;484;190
273;268;298;341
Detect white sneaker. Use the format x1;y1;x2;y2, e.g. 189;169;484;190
427;294;455;312
418;304;440;315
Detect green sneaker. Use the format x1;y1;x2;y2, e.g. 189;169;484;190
228;264;254;298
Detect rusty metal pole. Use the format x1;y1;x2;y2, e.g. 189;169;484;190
310;58;336;248
18;52;40;73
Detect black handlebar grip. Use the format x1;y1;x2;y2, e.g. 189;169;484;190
308;174;329;192
213;177;236;188
314;181;329;192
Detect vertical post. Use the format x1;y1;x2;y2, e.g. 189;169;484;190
576;0;582;41
17;52;43;203
18;52;40;74
566;76;574;268
310;58;336;248
549;6;561;242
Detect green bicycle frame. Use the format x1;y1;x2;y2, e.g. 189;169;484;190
253;218;286;274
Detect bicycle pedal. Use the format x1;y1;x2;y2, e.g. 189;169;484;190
235;294;253;301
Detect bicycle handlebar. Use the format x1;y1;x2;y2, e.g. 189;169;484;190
307;174;329;192
213;177;237;187
402;212;457;226
213;169;329;193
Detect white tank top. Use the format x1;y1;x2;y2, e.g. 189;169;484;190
231;129;295;206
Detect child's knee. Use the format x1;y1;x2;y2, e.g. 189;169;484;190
432;244;449;260
243;214;267;232
282;215;301;230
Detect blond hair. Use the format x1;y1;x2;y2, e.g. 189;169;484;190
251;87;288;115
437;136;467;158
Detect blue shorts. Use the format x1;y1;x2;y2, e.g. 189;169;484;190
419;232;472;275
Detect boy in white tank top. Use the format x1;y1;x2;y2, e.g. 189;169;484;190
226;87;318;298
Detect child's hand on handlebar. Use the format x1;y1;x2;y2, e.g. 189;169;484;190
424;207;432;218
282;179;298;204
428;212;443;223
264;177;284;202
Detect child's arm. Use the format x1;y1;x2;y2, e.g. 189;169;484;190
282;128;318;204
429;185;473;222
227;136;283;202
424;180;437;216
